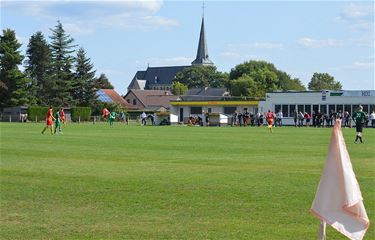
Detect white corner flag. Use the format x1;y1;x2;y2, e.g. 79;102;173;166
310;119;369;240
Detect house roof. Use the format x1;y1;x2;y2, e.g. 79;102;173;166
125;90;179;109
97;89;132;109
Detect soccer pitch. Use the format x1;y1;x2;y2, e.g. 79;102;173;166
1;123;374;239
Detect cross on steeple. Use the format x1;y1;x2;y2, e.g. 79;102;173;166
202;1;205;17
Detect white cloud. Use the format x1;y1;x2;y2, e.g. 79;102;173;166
348;61;374;70
340;3;373;19
338;3;374;33
64;23;95;36
3;0;177;32
298;37;344;48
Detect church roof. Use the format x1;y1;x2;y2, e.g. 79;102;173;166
143;66;190;88
191;17;213;66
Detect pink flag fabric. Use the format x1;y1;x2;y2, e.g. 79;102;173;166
310;120;369;240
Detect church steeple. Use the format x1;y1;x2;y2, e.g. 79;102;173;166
191;15;214;66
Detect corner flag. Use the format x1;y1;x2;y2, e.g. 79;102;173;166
310;119;369;240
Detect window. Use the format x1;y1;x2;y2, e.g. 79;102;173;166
289;105;296;117
363;104;369;113
208;108;212;113
190;107;202;114
133;99;137;105
313;105;319;113
305;105;311;115
320;105;327;114
297;105;304;113
282;105;288;117
126;99;130;103
344;105;351;115
337;104;343;113
328;105;336;114
224;107;236;114
275;104;281;113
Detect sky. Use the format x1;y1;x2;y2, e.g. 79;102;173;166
1;0;374;95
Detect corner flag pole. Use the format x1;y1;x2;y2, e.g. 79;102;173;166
318;221;326;239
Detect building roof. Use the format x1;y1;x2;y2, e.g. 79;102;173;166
128;66;190;90
143;66;190;87
97;89;131;108
125;90;179;109
187;87;228;96
191;17;214;66
128;71;147;90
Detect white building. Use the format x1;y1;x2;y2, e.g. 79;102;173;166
258;90;375;125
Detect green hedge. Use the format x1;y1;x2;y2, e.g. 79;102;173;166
28;106;50;122
71;107;91;122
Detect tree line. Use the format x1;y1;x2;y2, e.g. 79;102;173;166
0;21;114;109
171;62;342;97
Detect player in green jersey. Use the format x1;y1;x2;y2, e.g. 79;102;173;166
353;105;367;144
54;110;62;134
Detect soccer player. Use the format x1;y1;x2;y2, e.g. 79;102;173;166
41;106;55;135
59;108;65;125
353;105;367;144
266;110;275;133
54;110;62;134
102;108;110;121
108;111;117;127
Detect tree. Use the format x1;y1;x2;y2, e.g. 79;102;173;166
173;65;228;89
49;21;76;106
0;29;32;107
171;81;188;95
94;73;114;89
25;31;52;105
228;60;305;97
308;73;342;90
72;47;97;106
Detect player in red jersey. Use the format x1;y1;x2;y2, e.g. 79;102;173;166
266;110;275;133
102;108;110;121
59;107;65;125
41;106;55;134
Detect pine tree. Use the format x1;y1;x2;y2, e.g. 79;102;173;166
73;47;97;106
25;31;52;105
94;73;114;89
0;29;31;107
49;21;76;106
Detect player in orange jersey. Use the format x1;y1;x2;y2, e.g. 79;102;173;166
41;106;55;134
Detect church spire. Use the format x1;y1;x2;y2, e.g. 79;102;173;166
192;9;213;66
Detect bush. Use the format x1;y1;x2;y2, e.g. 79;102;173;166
28;106;50;122
71;107;91;122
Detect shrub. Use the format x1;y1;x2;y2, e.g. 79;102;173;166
28;106;49;122
71;107;92;122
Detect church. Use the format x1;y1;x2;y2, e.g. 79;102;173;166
127;16;214;91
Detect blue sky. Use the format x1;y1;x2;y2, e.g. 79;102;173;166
1;0;374;94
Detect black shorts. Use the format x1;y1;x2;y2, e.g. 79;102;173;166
356;123;363;133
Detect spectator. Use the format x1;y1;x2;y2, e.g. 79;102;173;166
276;109;283;127
304;112;311;127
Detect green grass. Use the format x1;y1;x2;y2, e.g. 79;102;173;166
1;122;374;239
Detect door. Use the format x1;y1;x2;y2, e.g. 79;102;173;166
179;108;184;123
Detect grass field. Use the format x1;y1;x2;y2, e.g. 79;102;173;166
0;122;374;239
